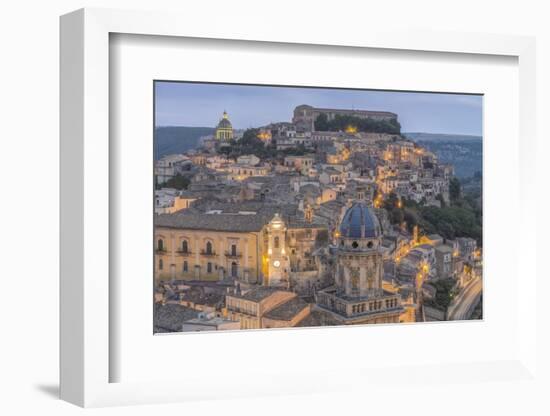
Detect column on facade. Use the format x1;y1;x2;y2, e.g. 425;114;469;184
194;236;200;279
243;237;249;282
219;236;225;281
170;232;176;280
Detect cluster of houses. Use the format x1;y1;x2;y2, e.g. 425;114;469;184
153;105;482;331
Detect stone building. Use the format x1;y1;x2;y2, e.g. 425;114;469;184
315;202;404;324
292;104;398;132
225;287;310;329
154;202;328;289
155;211;267;283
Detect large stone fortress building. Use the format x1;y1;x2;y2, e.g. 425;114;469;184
316;202;403;324
292;104;398;132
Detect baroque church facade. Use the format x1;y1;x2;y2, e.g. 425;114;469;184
315;202;404;324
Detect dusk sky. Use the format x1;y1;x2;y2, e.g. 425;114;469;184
155;81;483;136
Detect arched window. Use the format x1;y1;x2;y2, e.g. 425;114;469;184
206;241;213;254
207;262;212;273
159;259;163;270
157;239;164;251
274;236;280;249
231;262;238;278
181;240;188;253
183;261;188;272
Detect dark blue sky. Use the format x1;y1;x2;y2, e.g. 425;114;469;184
155;81;483;136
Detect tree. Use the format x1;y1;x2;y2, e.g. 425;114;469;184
382;192;399;211
314;113;329;131
162;174;190;190
449;177;461;202
436;193;446;208
314;113;401;134
390;208;404;224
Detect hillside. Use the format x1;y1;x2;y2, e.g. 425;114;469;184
403;132;482;143
154;126;214;159
403;132;482;178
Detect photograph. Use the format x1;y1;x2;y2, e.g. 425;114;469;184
153;81;483;333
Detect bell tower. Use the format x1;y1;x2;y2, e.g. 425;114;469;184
266;214;290;287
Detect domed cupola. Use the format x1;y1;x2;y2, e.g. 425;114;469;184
215;110;234;140
338;202;381;250
217;111;232;129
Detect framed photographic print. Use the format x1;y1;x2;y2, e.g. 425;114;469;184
60;7;538;408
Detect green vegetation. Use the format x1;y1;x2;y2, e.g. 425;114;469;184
383;179;483;246
218;128;273;159
314;113;401;134
449;177;461;202
410;137;482;178
381;192;405;224
157;174;190;190
424;278;458;311
218;128;309;160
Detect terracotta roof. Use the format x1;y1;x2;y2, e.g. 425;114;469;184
155;211;269;232
263;297;309;321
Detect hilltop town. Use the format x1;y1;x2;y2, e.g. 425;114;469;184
153;104;483;333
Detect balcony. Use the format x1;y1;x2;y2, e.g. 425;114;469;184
224;251;242;258
175;250;192;257
155;248;167;255
200;250;217;257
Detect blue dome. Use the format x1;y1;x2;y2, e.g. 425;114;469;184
339;203;381;239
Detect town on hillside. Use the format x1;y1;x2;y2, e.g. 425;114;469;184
153;103;483;333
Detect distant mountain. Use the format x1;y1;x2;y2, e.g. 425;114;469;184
154;126;214;159
403;132;482;178
403;132;482;142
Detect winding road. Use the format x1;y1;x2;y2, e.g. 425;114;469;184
447;277;482;321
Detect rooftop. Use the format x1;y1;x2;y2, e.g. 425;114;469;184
155;211;270;232
154;303;199;333
263;297;309;321
230;287;287;303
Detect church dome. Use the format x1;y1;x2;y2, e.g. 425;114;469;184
216;111;232;129
339;202;381;239
217;117;232;129
215;111;234;141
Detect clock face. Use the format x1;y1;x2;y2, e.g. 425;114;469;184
273;260;281;268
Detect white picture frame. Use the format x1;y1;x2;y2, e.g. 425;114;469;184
60;8;538;408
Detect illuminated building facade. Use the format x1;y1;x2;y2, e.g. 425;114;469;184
315;202;403;324
215;110;234;140
292;104;398;132
154;208;327;289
